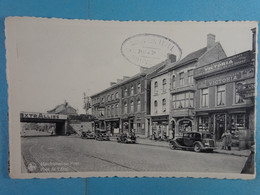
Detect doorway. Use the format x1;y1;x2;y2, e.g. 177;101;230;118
215;114;226;140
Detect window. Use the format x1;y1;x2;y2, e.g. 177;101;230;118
107;95;110;102
162;99;166;112
188;70;194;84
201;88;209;107
172;92;194;109
124;88;128;97
115;92;119;99
137;99;141;112
130;100;134;112
231;114;248;135
115;104;118;116
162;79;167;93
124;101;128;114
179;72;184;86
111;94;114;100
172;75;176;89
217;85;226;106
198;116;209;132
107;106;110;117
130;86;134;95
137;83;141;93
235;82;245;104
154;100;158;113
101;97;104;102
154;81;158;94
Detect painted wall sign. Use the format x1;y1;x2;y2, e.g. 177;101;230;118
20;112;67;120
194;51;252;78
236;83;255;98
197;67;255;89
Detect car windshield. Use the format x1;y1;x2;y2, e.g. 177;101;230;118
202;133;212;139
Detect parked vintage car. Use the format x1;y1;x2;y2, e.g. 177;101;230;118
117;133;136;144
169;132;216;152
95;132;110;141
81;131;95;139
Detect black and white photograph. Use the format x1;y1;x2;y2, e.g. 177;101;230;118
5;17;257;179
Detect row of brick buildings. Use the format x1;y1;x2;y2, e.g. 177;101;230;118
90;30;256;147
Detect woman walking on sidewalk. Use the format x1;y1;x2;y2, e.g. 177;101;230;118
221;130;232;150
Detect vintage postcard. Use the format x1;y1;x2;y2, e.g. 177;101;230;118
5;17;257;179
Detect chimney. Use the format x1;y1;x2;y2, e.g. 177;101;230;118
110;82;116;86
167;54;176;63
207;34;216;50
251;28;256;52
123;76;130;81
117;79;123;83
140;66;149;73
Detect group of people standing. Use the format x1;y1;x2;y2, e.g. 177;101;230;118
221;130;232;150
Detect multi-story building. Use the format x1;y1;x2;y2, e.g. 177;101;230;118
90;61;167;136
193;29;256;149
149;34;227;138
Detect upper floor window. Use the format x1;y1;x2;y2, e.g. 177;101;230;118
154;100;158;113
217;85;226;106
137;83;141;93
162;99;166;112
172;75;176;89
111;94;114;100
162;79;167;93
124;101;128;114
111;105;114;116
188;70;194;84
107;95;110;102
201;88;209;107
115;104;118;116
130;85;134;95
101;97;104;102
130;100;134;112
137;99;141;112
107;106;110;117
172;92;194;109
124;88;128;97
235;82;245;104
154;81;158;95
115;92;119;99
179;72;184;86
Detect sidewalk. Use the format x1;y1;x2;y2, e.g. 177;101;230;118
110;136;251;157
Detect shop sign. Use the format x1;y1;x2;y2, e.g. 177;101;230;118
197;67;254;89
236;83;255;98
20;112;67;120
194;51;252;78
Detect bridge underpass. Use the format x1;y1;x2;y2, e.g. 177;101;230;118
20;112;68;136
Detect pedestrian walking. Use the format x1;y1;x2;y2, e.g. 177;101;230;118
221;130;232;150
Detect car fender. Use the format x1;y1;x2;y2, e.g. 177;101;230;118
193;141;204;149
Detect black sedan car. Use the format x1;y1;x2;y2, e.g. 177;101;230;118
169;132;216;152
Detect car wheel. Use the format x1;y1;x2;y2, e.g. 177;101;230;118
194;143;201;152
170;143;176;150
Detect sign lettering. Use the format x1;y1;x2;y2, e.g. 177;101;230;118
20;112;67;120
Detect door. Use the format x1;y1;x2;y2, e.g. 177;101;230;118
215;114;226;140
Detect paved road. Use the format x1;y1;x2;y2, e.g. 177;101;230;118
21;136;248;173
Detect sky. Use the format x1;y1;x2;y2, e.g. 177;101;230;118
5;17;257;114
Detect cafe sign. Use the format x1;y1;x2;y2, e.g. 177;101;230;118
194;51;252;78
197;67;254;89
20;112;67;120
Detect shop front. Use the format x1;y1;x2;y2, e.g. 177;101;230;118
151;115;169;139
105;118;120;135
171;117;194;136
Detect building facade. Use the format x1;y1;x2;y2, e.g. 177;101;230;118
150;34;227;139
194;50;255;149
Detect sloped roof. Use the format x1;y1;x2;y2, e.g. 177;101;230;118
158;47;208;74
47;102;77;115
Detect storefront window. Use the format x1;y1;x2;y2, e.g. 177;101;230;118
217;84;226;106
198;116;209;132
231;113;246;135
179;120;192;133
201;88;209;107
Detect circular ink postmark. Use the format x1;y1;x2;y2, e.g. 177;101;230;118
121;33;182;67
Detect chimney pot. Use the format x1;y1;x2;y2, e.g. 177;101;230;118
207;34;216;49
167;54;176;63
